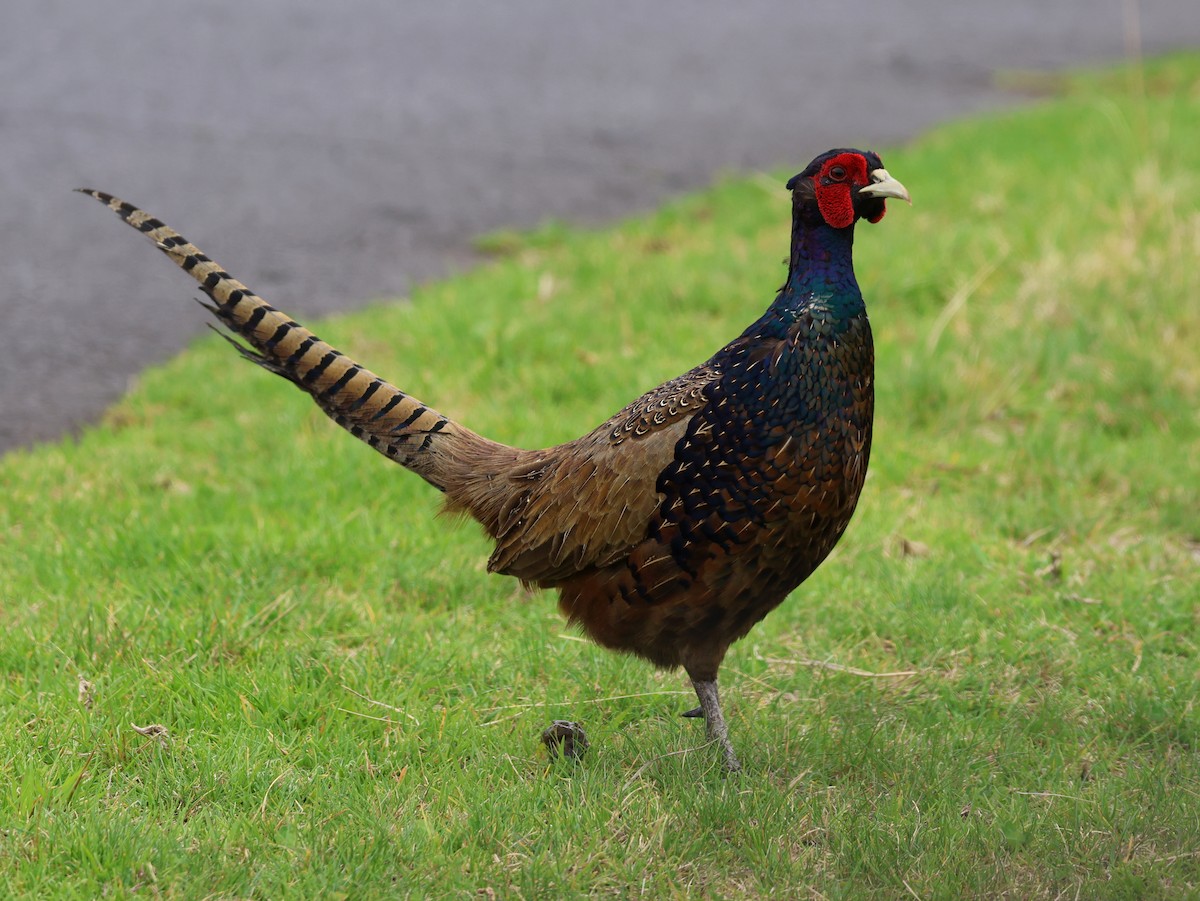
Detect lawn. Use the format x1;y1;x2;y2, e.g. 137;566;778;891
2;53;1198;899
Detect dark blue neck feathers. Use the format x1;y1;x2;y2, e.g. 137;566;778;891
743;204;864;340
783;204;861;303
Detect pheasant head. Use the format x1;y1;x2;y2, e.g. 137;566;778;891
787;148;911;229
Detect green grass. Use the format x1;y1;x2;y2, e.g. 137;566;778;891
3;52;1199;899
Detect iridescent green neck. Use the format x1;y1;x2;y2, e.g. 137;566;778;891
744;206;865;340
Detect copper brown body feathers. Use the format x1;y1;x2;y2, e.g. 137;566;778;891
81;149;908;770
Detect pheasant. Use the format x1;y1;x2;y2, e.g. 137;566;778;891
81;148;908;771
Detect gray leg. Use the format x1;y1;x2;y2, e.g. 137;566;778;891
690;678;742;772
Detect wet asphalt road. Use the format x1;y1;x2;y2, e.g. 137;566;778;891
3;1;1197;453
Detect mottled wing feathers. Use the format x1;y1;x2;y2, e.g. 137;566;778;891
605;366;716;446
483;364;721;583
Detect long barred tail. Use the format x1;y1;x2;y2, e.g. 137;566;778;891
79;189;499;492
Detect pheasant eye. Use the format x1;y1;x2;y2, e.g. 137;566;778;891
828;166;846;180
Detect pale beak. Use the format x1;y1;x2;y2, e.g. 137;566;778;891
859;168;911;204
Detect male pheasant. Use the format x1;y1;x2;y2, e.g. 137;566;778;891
82;148;908;771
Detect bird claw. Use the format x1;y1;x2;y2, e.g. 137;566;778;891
719;742;743;773
680;705;704;718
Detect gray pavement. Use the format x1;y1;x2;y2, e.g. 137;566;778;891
2;1;1197;453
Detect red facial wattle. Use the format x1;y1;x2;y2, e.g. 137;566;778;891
813;152;882;229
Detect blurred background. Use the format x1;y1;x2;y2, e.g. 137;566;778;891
2;0;1197;453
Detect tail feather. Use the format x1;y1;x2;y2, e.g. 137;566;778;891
79;189;502;492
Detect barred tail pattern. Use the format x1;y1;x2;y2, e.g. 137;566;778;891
79;189;478;490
